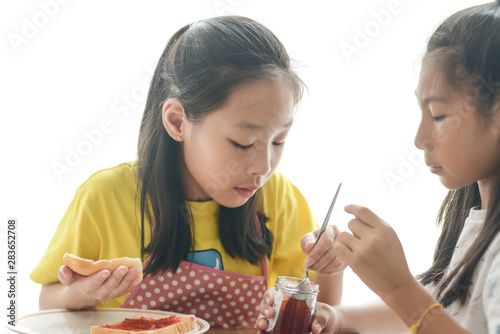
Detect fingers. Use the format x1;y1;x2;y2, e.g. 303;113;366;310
305;225;335;267
333;230;358;264
305;205;386;276
58;265;76;286
255;288;275;331
113;267;140;293
344;204;384;228
311;320;323;334
92;266;138;300
347;218;372;239
258;288;275;317
301;230;317;254
302;225;337;255
309;253;345;275
311;302;337;333
255;316;269;331
60;265;140;303
334;205;383;264
305;225;347;276
78;270;116;300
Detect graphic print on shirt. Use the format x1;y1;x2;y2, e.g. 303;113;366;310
187;249;224;270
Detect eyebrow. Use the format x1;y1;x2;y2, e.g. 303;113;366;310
235;119;294;130
414;91;447;105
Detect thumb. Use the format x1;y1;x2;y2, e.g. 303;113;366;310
311;319;323;334
301;231;317;254
58;265;78;286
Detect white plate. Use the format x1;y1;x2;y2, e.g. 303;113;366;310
6;308;210;334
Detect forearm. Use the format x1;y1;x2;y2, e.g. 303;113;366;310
316;272;343;305
39;283;99;310
382;279;468;334
335;299;407;334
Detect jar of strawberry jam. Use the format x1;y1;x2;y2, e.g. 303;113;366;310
266;276;319;334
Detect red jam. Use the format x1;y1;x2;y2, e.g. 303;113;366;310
270;294;314;334
99;316;183;331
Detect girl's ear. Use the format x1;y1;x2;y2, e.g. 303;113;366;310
162;98;186;142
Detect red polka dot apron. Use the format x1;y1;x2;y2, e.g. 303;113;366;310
121;216;268;328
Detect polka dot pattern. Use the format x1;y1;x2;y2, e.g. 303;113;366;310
122;260;266;328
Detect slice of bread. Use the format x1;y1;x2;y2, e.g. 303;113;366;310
63;253;143;281
91;314;197;334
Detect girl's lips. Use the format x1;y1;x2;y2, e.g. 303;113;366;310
429;166;442;173
234;187;257;198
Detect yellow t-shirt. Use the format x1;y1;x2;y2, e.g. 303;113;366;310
31;162;318;308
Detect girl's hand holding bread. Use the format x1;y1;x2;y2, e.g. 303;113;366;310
57;254;143;309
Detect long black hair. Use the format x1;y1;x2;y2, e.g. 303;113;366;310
136;16;304;276
418;1;500;308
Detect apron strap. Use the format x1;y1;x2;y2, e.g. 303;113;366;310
254;212;269;287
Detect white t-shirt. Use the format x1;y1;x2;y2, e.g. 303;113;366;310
427;208;500;333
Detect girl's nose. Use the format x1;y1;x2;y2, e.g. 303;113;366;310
248;147;272;176
414;116;434;152
414;124;433;152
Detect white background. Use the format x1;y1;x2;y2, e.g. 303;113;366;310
0;0;490;323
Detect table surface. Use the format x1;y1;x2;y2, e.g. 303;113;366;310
206;328;359;333
207;329;258;333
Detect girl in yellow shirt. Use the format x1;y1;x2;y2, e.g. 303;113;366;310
31;16;344;328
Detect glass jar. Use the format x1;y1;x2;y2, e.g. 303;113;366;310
266;276;320;334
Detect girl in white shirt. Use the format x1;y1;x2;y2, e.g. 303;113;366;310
257;1;500;333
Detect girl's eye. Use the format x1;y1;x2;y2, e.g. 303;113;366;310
273;141;285;147
433;115;446;122
232;141;252;150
